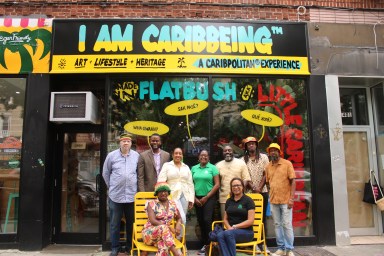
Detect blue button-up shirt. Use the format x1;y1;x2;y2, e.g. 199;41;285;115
102;148;140;203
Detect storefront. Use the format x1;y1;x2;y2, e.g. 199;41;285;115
1;18;336;250
308;21;384;245
0;18;52;248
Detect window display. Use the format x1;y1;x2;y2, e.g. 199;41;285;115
107;76;312;240
0;77;26;234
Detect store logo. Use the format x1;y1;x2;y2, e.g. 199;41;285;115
0;32;31;45
0;29;51;73
115;81;139;102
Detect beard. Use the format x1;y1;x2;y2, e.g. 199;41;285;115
247;148;255;154
270;155;279;162
224;154;233;162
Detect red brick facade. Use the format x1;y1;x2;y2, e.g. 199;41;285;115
1;0;383;20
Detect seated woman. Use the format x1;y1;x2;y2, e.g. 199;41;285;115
142;182;183;256
217;178;255;256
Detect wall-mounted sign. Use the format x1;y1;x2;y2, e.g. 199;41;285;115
71;142;87;150
0;18;52;74
51;19;310;75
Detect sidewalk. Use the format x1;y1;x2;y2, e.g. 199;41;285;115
0;245;383;256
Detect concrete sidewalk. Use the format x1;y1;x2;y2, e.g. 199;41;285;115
0;244;383;256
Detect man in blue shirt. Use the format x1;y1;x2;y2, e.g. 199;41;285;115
103;133;140;256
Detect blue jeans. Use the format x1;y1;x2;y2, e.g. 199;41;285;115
271;204;294;251
217;228;254;256
109;198;134;253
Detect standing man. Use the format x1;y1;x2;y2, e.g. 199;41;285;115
215;144;251;218
265;143;296;256
240;136;270;253
137;133;170;192
103;133;140;256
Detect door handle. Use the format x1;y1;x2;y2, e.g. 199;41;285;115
96;174;101;193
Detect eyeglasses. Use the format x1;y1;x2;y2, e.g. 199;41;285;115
231;184;242;188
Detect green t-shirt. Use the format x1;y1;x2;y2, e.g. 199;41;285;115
191;162;219;196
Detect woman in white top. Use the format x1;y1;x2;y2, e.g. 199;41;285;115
157;147;194;224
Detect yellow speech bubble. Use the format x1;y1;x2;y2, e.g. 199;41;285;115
241;109;283;127
164;100;208;116
124;121;169;136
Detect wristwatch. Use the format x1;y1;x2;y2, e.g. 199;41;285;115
232;225;237;229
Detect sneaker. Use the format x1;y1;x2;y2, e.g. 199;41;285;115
197;245;206;255
255;245;261;253
109;250;119;256
286;251;295;256
272;249;286;256
262;245;270;254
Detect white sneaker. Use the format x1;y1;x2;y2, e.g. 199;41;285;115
272;249;286;256
286;251;295;256
197;245;206;255
262;245;270;254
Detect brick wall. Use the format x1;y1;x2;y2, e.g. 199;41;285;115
0;0;383;21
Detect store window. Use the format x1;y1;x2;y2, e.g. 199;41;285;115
211;77;311;237
339;88;369;125
0;77;26;234
107;77;210;242
106;76;312;241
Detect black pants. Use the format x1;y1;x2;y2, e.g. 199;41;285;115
261;192;269;237
195;194;217;245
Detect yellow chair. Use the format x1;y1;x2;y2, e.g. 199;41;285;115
208;193;267;256
131;192;186;256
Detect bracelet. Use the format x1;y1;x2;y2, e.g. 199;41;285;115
232;225;237;229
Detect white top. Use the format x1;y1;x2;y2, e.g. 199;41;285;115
157;160;195;203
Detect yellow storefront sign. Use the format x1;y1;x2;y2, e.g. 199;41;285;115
50;54;310;75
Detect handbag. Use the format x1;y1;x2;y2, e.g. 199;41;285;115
208;224;224;242
206;244;221;256
362;170;384;210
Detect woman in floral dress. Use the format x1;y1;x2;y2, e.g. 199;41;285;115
142;182;183;256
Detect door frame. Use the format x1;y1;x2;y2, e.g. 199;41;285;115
52;123;105;244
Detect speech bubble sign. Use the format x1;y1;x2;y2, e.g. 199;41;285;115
241;109;283;127
124;121;169;136
164;99;208;116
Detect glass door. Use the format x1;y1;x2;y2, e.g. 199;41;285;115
53;125;103;244
343;128;381;235
340;87;382;235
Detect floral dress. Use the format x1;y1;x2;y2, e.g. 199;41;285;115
142;199;179;256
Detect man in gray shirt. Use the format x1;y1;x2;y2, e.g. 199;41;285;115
103;133;140;256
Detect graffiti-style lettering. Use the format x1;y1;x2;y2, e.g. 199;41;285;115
285;129;304;167
212;82;237;101
293;204;308;227
78;25;86;52
115;81;139;102
93;24;133;52
139;81;209;101
241;84;254;101
258;83;304;168
142;24;273;54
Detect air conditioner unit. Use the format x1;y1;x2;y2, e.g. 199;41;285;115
49;91;98;124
